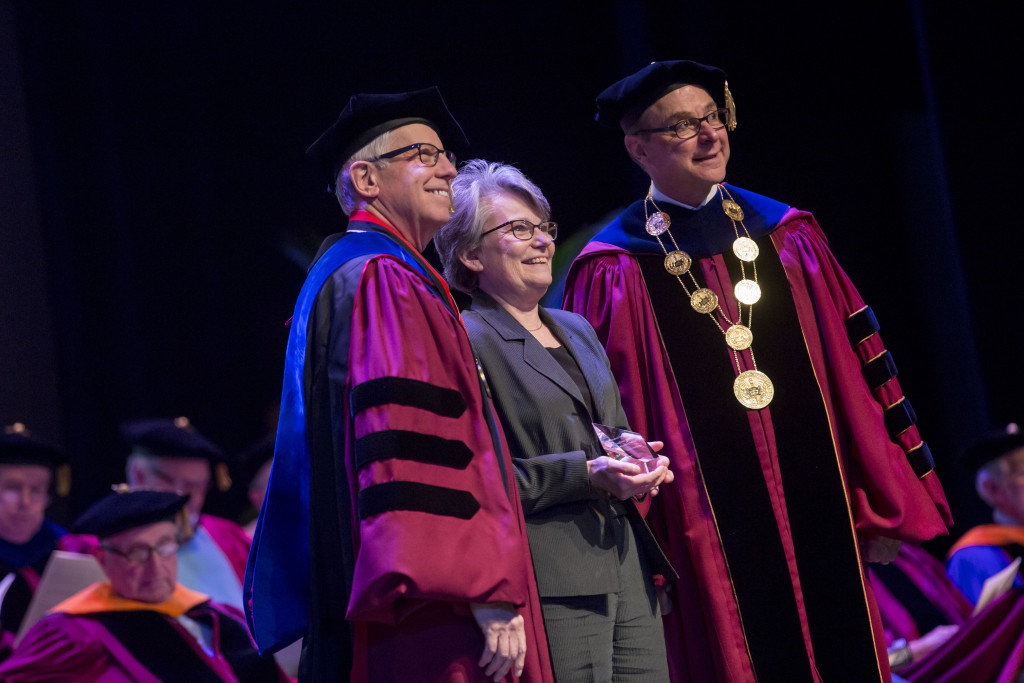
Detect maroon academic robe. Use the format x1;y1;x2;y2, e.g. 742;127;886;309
248;218;552;682
564;187;951;683
0;583;284;682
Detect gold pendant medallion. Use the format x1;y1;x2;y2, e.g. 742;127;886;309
725;324;753;350
722;199;744;221
645;212;670;236
690;288;718;314
734;279;761;305
732;237;759;262
664;250;692;276
734;370;774;409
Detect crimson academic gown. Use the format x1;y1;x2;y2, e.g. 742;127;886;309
563;185;951;683
0;583;283;682
245;212;552;682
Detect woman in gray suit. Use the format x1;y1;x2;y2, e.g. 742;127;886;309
435;160;675;682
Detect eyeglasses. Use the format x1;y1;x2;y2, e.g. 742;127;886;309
370;142;456;167
102;537;180;564
632;108;731;140
481;219;558;241
0;483;49;505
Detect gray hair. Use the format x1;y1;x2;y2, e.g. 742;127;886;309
434;159;550;293
333;130;394;216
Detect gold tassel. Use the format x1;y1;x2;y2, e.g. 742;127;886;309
215;462;232;492
447;179;455;214
724;81;737;131
55;464;71;497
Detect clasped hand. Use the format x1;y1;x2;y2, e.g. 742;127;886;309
587;440;673;500
470;601;526;681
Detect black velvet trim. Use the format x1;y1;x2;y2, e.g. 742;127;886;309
350;377;467;418
863;351;898;391
355;430;473;470
636;205;881;680
358;481;480;520
191;605;282;682
884;398;917;438
93;610;226;683
846;306;880;347
870;562;949;638
905;442;935;478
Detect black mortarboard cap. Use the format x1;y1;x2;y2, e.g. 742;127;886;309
306;86;468;182
120;417;223;463
966;423;1024;473
0;423;67;469
595;60;731;130
73;488;189;539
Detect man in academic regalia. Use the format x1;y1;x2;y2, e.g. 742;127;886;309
0;423;87;660
947;423;1024;603
563;60;952;683
244;87;552;682
0;489;285;682
123;417;252;611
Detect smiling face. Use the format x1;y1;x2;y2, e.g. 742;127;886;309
369;123;457;249
0;464;50;544
625;85;730;205
461;192;554;311
98;521;179;604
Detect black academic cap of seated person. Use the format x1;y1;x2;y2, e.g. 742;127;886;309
965;423;1024;473
595;60;729;130
306;86;468;183
120;417;224;463
0;423;68;468
73;488;189;539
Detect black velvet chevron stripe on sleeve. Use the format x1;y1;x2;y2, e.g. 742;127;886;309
862;351;898;391
904;442;936;478
845;306;880;347
358;481;481;520
350;377;467;418
883;398;917;439
354;430;474;470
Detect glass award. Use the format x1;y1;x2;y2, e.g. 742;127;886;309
591;423;659;473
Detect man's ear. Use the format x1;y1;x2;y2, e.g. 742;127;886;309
349;161;380;200
459;248;484;273
624;134;647;168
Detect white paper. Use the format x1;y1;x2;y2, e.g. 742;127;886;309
972;556;1022;616
15;550;106;644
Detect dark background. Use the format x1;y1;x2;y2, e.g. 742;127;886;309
1;1;1019;552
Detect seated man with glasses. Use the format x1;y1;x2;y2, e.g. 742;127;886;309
0;488;285;681
563;60;952;682
245;87;552;682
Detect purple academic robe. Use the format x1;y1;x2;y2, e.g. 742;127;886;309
0;583;284;682
564;186;951;683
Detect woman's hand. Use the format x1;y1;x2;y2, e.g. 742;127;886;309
587;452;672;500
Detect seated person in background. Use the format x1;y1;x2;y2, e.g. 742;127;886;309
947;423;1024;604
434;159;676;682
0;488;284;682
233;434;274;539
123;417;251;610
0;423;88;658
867;543;967;672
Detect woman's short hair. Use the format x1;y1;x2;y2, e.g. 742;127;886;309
435;159;550;293
333;130;393;216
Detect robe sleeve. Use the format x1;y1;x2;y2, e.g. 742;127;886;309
344;256;531;624
772;211;952;542
0;614;125;682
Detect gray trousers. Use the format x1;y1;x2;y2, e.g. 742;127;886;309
539;515;669;683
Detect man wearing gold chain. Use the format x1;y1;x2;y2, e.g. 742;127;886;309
563;60;952;683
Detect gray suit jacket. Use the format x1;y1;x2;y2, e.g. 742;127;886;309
464;291;675;597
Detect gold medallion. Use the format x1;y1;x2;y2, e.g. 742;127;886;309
734;370;774;409
664;250;692;275
733;237;758;262
725;324;752;350
691;288;718;314
734;279;761;305
645;211;671;236
722;199;744;221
